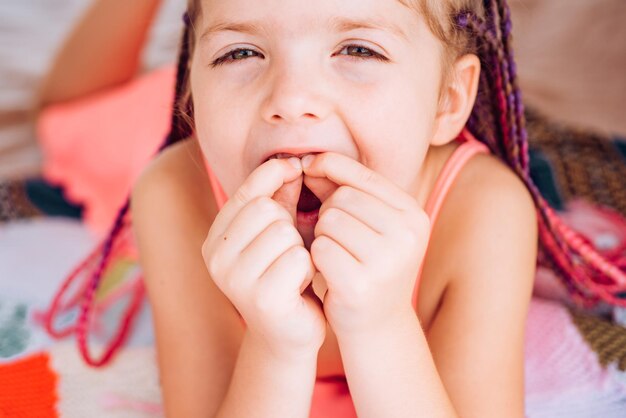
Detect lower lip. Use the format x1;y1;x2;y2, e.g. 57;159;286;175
297;209;320;227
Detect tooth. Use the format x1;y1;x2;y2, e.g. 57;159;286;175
268;153;295;161
269;152;315;160
266;152;316;163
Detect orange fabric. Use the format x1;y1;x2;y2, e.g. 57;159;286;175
203;129;490;417
37;65;176;236
0;352;59;418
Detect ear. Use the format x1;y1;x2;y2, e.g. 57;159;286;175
430;54;481;146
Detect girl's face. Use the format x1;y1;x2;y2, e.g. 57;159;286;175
191;0;445;203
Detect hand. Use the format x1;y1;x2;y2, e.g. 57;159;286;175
202;157;326;359
302;152;431;337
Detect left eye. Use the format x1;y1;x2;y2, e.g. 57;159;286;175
336;44;388;61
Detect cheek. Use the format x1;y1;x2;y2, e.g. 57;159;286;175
337;73;436;191
191;71;253;196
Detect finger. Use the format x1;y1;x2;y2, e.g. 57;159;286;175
272;174;303;225
302;174;337;204
310;271;328;302
311;235;361;296
208;197;292;280
231;220;304;290
302;153;413;210
319;186;394;235
314;207;381;263
299;252;317;296
258;245;312;307
210;157;302;241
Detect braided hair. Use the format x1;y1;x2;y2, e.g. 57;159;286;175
454;0;626;308
42;0;626;367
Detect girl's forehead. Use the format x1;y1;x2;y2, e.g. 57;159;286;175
198;0;424;40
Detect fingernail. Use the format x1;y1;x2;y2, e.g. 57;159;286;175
301;155;314;169
288;157;301;170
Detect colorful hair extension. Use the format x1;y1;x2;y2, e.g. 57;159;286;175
42;1;626;368
456;0;626;307
38;17;194;367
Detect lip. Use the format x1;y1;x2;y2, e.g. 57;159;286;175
297;208;320;228
259;147;328;167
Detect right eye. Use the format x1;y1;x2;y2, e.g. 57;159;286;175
210;48;264;67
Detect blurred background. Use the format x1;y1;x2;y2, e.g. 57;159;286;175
0;1;625;417
0;0;624;182
0;0;185;180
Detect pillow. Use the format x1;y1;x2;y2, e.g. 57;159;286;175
37;65;176;237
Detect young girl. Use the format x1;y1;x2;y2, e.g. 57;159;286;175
41;0;626;417
133;1;538;416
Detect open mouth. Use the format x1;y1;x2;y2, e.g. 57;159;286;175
297;182;322;213
296;183;322;228
265;152;323;223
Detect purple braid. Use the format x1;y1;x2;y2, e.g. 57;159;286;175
162;14;193;149
458;0;626;307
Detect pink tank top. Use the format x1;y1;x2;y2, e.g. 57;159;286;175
203;128;490;417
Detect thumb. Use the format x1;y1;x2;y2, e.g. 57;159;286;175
272;173;303;224
311;271;328;302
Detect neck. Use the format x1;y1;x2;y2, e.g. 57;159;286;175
412;142;459;210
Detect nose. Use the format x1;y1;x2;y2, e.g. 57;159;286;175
260;58;332;125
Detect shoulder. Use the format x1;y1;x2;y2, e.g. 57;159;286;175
130;140;245;416
440;151;538;304
422;152;536;418
418;151;537;321
132;138;217;224
131;138;218;255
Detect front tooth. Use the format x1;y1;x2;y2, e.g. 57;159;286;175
267;152;316;162
269;153;294;160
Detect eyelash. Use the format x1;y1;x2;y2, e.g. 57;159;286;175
209;44;388;67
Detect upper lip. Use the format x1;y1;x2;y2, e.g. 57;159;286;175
259;147;328;166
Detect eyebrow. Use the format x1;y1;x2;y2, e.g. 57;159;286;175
199;16;409;43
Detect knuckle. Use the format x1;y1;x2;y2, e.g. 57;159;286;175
412;210;431;233
359;169;379;185
221;270;237;296
233;186;253;205
202;244;220;278
201;239;211;262
206;254;219;278
350;280;370;304
270;219;294;235
397;228;419;249
395;213;429;250
252;196;277;213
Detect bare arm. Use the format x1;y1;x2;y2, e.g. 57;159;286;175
337;312;458;418
37;0;163;108
217;332;318;418
336;158;537;418
132;141;318;417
